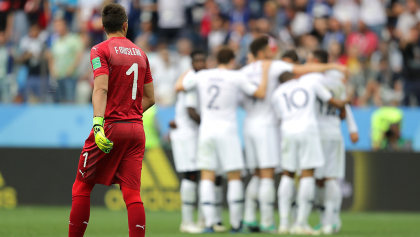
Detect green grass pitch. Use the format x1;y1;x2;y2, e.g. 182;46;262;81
1;206;420;236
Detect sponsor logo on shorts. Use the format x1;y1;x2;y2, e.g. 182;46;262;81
83;221;89;225
136;224;145;229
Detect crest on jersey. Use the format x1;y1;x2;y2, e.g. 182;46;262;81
92;57;101;70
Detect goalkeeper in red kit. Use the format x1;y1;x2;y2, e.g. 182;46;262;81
68;3;155;237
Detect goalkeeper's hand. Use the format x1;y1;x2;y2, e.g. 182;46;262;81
93;117;113;153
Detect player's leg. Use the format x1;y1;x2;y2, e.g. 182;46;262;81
218;133;245;233
291;135;324;235
179;171;202;233
258;167;276;232
278;136;298;233
120;185;146;237
334;179;343;233
115;123;147;237
243;170;260;231
227;170;245;232
243;131;260;231
197;132;219;233
278;170;295;234
313;178;325;230
330;139;345;233
198;174;226;232
323;177;340;234
200;170;218;232
257;127;279;232
69;180;94;237
313;139;329;230
291;168;317;235
214;176;226;229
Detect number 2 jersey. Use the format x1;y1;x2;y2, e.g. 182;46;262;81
183;68;258;131
90;37;153;124
272;75;332;136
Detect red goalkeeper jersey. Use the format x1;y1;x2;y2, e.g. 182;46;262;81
90;37;153;124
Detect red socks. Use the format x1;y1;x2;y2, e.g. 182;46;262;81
68;181;145;237
121;186;146;237
69;180;94;237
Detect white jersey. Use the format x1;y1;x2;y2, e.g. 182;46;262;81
171;70;199;139
272;75;332;136
311;70;346;138
240;60;294;126
183;68;258;131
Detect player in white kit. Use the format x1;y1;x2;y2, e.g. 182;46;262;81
305;50;359;234
272;71;349;235
170;50;206;233
240;36;348;233
177;47;270;233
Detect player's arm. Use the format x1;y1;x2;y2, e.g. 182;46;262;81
174;70;191;92
185;89;200;124
345;104;359;143
92;75;108;117
142;82;155;113
92;74;113;153
292;63;347;75
252;60;271;98
339;108;346;120
327;97;349;109
90;46;114;153
187;108;201;124
313;81;348;109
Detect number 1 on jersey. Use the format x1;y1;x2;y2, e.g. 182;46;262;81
126;63;139;100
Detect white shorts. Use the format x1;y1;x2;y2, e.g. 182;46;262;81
197;132;245;172
170;134;198;173
244;125;280;170
315;138;345;179
281;134;324;172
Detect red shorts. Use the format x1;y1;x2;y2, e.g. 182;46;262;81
76;122;145;190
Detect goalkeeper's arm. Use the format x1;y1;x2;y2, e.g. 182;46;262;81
92;74;113;153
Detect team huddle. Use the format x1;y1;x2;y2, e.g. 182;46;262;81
171;36;359;235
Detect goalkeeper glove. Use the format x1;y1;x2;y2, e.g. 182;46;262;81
93;117;113;153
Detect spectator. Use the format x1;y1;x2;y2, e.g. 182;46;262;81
311;16;328;45
135;12;158;51
176;38;193;74
0;31;14;103
357;0;387;38
399;25;420;106
48;17;83;103
17;23;48;103
395;0;420;39
359;57;402;106
208;14;228;54
322;17;345;50
200;0;221;39
229;0;251;25
152;46;179;106
290;8;312;37
75;32;93;104
346;20;379;57
157;0;186;44
262;0;280;36
332;0;360;33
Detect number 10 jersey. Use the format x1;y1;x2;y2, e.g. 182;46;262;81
91;37;153;124
272;74;332;136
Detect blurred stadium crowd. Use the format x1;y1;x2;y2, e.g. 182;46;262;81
0;0;420;106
